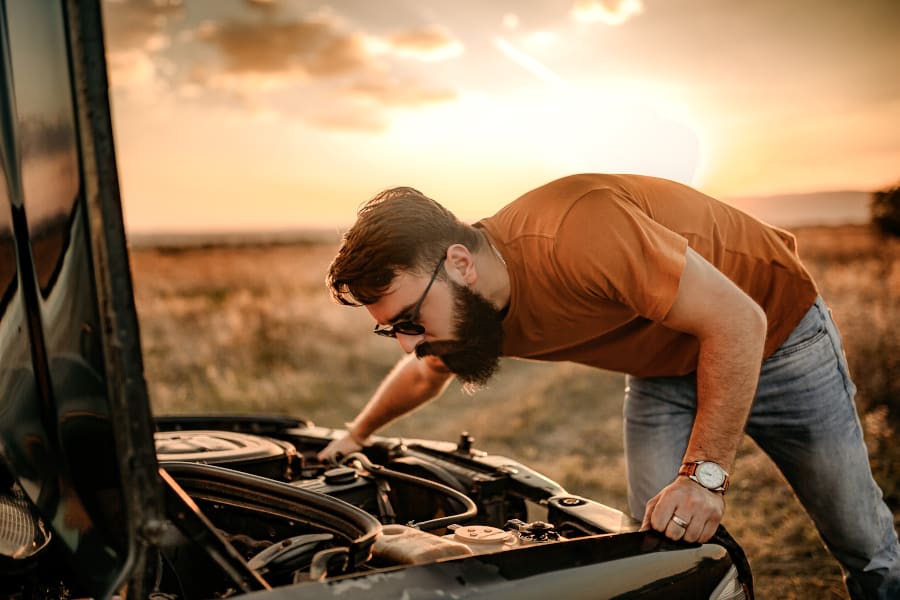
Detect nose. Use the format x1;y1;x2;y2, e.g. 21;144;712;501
396;333;424;354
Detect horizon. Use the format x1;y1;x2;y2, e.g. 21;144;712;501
126;188;877;238
101;1;899;234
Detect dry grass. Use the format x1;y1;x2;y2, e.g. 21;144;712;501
130;224;899;600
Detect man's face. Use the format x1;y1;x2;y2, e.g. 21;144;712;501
366;266;505;391
415;280;505;392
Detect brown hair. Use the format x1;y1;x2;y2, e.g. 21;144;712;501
327;187;483;306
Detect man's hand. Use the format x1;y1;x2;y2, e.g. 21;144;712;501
316;356;453;465
317;433;364;464
640;477;724;543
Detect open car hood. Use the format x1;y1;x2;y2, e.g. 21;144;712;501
0;0;163;594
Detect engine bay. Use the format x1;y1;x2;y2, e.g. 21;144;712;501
150;422;623;595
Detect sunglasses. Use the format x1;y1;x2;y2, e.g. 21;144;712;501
373;258;444;338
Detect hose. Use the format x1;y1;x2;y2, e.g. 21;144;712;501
340;452;478;531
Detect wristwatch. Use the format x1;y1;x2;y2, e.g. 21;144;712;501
679;461;729;494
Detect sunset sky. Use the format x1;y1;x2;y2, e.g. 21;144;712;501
101;0;900;233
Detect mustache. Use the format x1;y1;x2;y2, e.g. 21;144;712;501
414;339;465;359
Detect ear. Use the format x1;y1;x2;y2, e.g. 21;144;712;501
444;244;478;286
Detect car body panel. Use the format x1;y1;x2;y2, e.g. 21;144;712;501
0;0;161;596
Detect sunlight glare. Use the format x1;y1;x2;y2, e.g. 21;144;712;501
388;81;703;188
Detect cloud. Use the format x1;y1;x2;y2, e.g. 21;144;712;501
197;16;463;74
571;0;644;26
106;48;160;87
243;0;278;10
196;13;371;78
382;25;464;62
102;0;184;97
188;10;458;131
347;77;455;107
103;2;459;132
103;0;182;52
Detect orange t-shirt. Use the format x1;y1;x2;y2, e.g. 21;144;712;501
476;174;819;377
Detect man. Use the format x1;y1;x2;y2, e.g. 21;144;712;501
319;174;899;599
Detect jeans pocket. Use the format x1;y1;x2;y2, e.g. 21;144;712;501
769;301;827;359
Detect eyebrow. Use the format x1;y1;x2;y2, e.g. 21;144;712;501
381;257;444;326
384;303;417;326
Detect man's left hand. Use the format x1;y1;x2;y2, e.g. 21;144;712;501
640;477;724;543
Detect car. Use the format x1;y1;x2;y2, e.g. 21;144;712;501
0;1;753;598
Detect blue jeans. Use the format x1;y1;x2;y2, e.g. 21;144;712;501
624;297;900;599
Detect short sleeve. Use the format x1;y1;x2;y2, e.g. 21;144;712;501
553;189;688;321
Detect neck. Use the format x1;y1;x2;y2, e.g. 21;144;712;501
477;230;511;313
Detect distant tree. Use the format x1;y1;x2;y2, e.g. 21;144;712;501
871;183;900;236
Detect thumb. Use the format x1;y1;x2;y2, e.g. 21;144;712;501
640;496;659;531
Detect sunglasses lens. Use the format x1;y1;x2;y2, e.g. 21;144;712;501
373;321;425;337
393;321;425;336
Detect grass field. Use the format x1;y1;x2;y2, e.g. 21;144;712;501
130;223;899;599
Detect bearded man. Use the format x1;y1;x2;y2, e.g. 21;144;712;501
318;174;899;600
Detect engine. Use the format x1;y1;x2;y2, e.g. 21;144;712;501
150;427;579;596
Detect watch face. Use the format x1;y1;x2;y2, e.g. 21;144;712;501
695;462;726;488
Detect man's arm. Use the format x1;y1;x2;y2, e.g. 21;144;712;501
317;353;454;462
641;247;767;543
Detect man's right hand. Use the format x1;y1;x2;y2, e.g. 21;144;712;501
316;355;453;464
317;433;364;464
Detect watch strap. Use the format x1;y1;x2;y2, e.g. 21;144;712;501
677;462;698;478
678;461;729;494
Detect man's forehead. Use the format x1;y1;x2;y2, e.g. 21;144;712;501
381;269;421;298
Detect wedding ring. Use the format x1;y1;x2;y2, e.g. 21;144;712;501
670;514;689;528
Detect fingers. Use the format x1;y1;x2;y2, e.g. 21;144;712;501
666;513;689;540
316;449;340;464
698;518;720;544
316;434;364;464
640;495;660;532
665;513;716;543
640;479;725;543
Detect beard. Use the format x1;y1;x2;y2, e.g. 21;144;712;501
414;281;506;394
